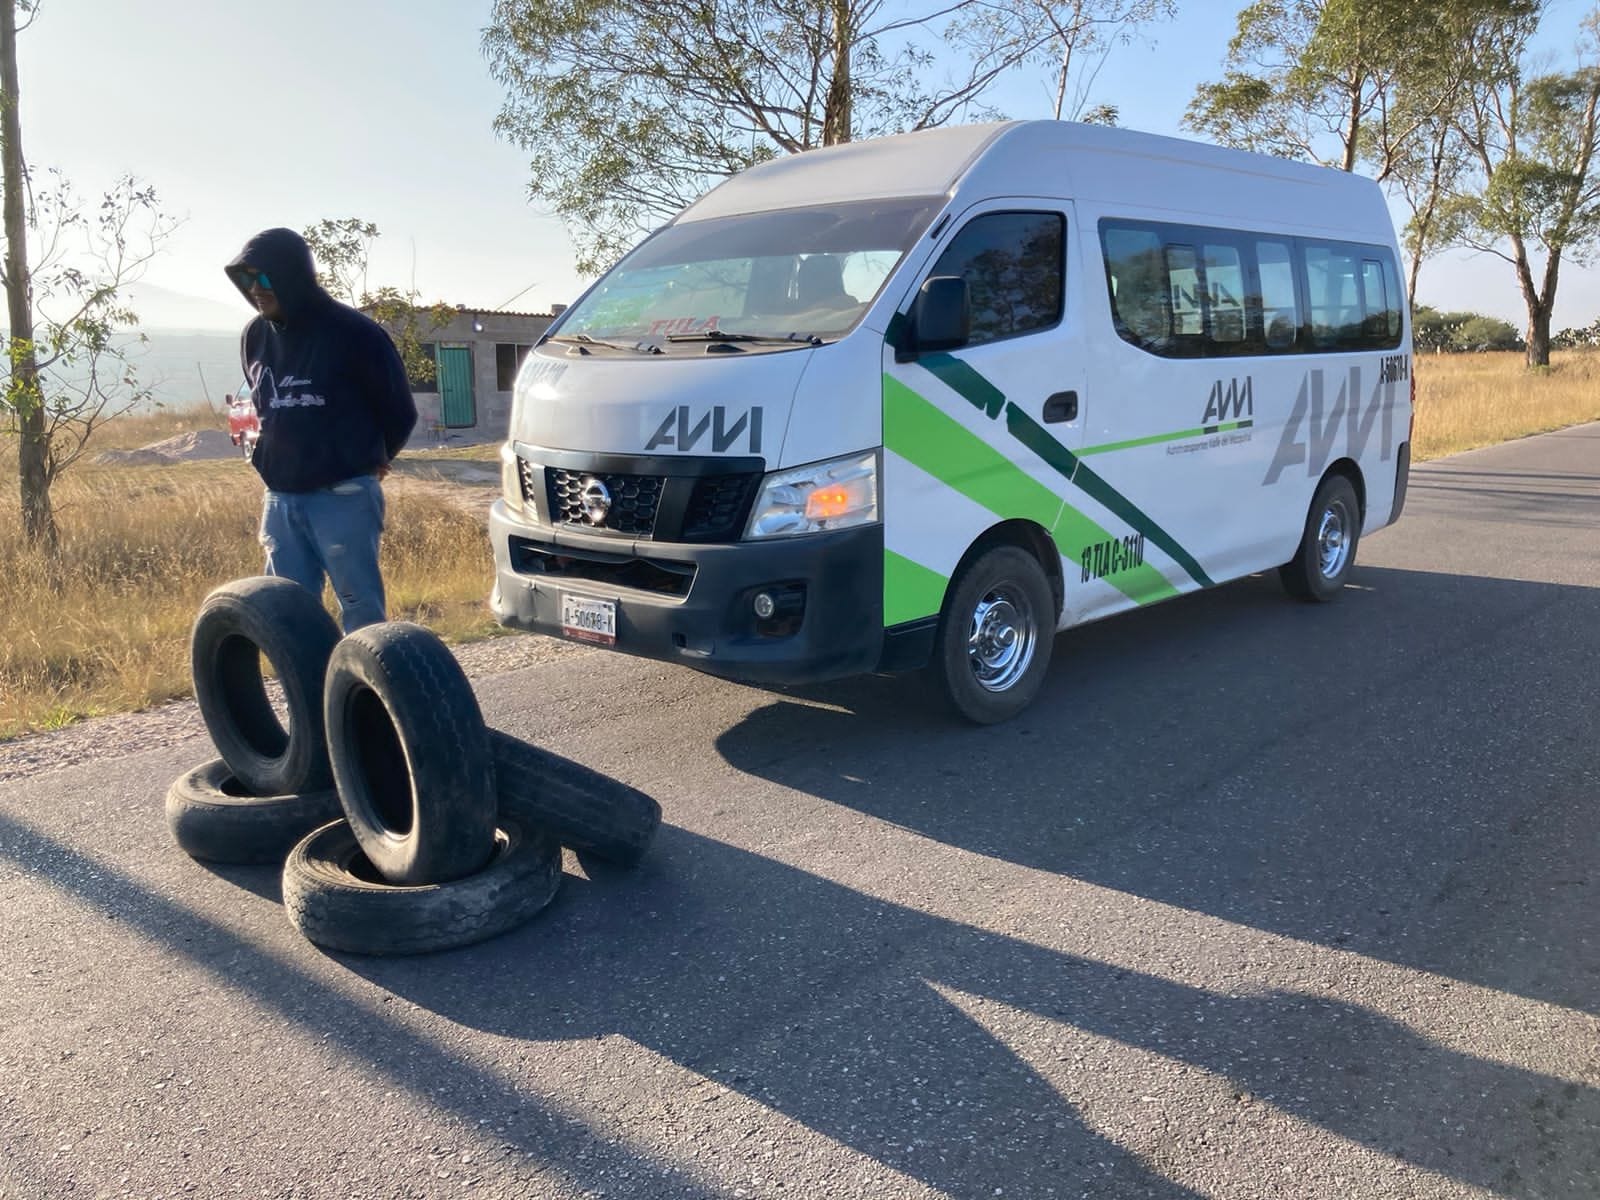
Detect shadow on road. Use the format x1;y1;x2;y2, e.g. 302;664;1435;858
716;566;1600;1019
0;813;723;1199
346;824;1598;1199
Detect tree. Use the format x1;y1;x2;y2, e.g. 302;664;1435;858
301;217;378;304
483;0;1163;273
1411;304;1470;351
2;0;175;556
301;219;453;390
1553;316;1600;346
1001;0;1174;122
1441;9;1600;366
1184;0;1426;174
1383;2;1544;306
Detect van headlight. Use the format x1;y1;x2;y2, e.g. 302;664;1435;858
744;451;878;539
500;443;528;515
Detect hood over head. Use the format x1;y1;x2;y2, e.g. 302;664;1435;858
224;228;328;325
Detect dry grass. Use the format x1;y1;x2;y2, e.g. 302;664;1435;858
3;352;1599;738
0;423;501;739
1413;349;1600;461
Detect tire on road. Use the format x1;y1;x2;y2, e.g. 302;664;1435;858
282;817;562;956
489;729;662;867
191;576;341;797
1279;472;1362;601
165;758;342;865
929;544;1056;725
323;621;497;886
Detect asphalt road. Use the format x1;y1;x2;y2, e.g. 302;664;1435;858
3;425;1599;1200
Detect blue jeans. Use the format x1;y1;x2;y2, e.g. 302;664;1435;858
259;474;388;633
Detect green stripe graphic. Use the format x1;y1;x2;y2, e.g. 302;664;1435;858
919;353;1006;419
883;549;949;627
1080;420;1254;456
1004;404;1216;590
884;378;1178;607
901;355;1214;589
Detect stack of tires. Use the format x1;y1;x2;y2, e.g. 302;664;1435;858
168;577;660;956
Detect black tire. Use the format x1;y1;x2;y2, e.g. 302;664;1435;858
489;729;662;866
929;544;1056;724
323;621;497;886
1279;473;1361;602
165;758;342;865
191;576;341;796
282;817;561;956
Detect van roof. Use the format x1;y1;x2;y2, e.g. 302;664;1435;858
678;123;1013;222
675;120;1392;241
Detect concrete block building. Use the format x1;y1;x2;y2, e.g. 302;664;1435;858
391;305;562;441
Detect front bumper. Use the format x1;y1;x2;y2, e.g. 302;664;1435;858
488;500;885;685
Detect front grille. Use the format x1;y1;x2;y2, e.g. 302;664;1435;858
547;468;663;536
516;451;764;544
682;472;760;542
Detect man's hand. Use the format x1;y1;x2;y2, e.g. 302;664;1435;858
376;462;392;482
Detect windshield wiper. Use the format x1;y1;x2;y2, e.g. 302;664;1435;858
548;333;662;355
665;330;825;346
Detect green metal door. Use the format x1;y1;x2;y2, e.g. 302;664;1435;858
437;346;476;428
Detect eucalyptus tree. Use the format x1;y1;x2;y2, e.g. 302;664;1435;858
1442;13;1600;367
1183;0;1544;306
2;0;175;557
483;0;1168;273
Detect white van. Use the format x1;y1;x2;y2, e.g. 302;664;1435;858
488;120;1413;722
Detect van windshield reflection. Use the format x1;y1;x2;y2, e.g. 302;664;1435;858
553;196;942;353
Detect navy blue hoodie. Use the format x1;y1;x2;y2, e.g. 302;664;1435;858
225;228;417;493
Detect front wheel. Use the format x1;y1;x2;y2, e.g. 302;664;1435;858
1280;474;1361;601
930;545;1055;724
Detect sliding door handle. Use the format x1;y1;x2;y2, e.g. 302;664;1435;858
1043;391;1078;423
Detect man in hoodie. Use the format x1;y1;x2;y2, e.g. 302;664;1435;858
225;227;417;633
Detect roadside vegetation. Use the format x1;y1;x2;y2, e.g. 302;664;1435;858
0;407;500;739
1411;349;1600;460
4;349;1600;739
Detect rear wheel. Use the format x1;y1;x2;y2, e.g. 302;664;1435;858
1280;474;1361;601
930;545;1055;724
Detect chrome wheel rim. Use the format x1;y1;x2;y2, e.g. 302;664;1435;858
1317;497;1352;580
967;583;1037;693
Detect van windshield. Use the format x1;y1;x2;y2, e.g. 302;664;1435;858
555;196;944;350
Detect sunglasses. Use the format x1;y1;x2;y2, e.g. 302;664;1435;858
240;268;273;291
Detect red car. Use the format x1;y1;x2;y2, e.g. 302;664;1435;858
226;381;260;460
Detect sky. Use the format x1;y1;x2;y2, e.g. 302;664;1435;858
17;0;1600;336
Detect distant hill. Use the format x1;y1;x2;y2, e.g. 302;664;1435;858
0;327;245;414
123;329;245;412
123;282;246;333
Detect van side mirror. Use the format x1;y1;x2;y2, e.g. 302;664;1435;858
898;275;970;360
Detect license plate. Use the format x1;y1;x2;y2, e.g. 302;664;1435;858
560;595;616;646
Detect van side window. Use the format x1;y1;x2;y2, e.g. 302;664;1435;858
1256;241;1300;350
1102;227;1169;346
1304;244;1364;348
1203;243;1247;347
928;212;1064;347
1099;218;1402;357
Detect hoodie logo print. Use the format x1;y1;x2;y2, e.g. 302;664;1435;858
248;364;327;410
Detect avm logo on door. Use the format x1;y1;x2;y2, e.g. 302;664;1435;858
1202;376;1253;425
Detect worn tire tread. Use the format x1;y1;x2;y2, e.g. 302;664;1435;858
165;759;342;865
282;817;561;956
489;730;662;866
